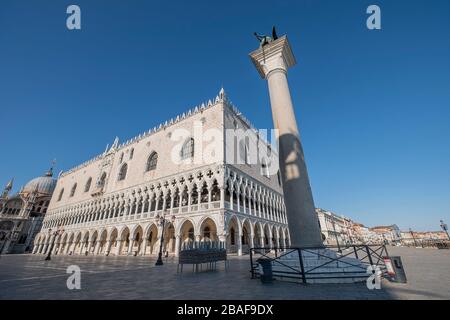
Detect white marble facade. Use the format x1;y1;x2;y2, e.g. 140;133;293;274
34;89;290;257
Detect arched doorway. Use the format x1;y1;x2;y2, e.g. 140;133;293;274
66;233;75;254
119;227;130;255
59;233;68;255
179;220;195;250
90;231;98;254
263;224;271;252
131;225;143;256
200;218;218;242
241;220;252;254
98;230;107;255
108;228;118;255
145;224;158;255
163;223;175;254
81;232;90;255
227;216;239;254
253;223;261;247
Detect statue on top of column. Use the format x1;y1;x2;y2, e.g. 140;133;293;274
253;26;279;48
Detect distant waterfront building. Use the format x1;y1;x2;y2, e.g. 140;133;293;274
369;225;402;245
0;167;57;254
351;223;372;244
400;230;449;246
316;208;351;246
33;90;290;257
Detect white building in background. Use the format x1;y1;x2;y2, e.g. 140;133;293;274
33;89;290;257
369;225;402;245
316;208;351;246
0;168;56;254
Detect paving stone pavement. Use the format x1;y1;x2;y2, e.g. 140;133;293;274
0;246;448;300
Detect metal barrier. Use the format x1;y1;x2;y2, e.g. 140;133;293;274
178;241;228;273
250;244;389;284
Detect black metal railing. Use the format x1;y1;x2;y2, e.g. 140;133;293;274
250;244;389;284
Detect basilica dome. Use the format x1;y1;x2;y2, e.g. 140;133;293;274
22;169;57;195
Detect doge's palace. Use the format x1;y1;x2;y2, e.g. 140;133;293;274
33;89;290;257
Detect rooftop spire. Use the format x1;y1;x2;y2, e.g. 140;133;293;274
2;178;13;199
219;87;226;100
5;178;13;190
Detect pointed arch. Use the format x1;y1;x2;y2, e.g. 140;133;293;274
84;177;92;192
146;151;158;172
180;137;194;160
70;183;77;197
118;163;128;181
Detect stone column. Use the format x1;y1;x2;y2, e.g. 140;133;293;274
174;235;181;257
250;35;323;248
219;185;225;209
229;188;234;211
65;242;72;254
52;242;59;255
128;237;134;255
115;240;122;256
141;238;148;256
94;241;101;255
86;241;94;255
105;240;112;255
236;228;243;256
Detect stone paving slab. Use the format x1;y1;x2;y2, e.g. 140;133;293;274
0;246;448;300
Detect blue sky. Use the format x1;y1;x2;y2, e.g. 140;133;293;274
0;0;449;231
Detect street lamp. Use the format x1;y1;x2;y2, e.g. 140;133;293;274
409;228;418;247
45;228;64;261
155;211;176;266
440;220;450;240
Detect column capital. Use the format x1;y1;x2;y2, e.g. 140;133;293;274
249;35;296;79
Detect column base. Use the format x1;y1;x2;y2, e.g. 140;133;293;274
272;249;370;284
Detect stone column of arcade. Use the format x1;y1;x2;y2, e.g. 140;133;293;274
250;35;323;248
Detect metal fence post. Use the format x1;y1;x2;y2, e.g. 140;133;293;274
366;245;374;266
353;245;359;259
297;248;307;284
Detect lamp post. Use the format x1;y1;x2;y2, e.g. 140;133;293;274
45;228;64;261
155;211;175;266
409;228;418;247
440;220;450;240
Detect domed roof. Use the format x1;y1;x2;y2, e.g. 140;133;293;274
22;168;57;195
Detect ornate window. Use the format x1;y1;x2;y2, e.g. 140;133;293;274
180;138;194;160
146;152;158;172
84;177;92;192
118;163;128;181
98;172;107;188
57;188;64;201
129;148;134;160
70;184;77;197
